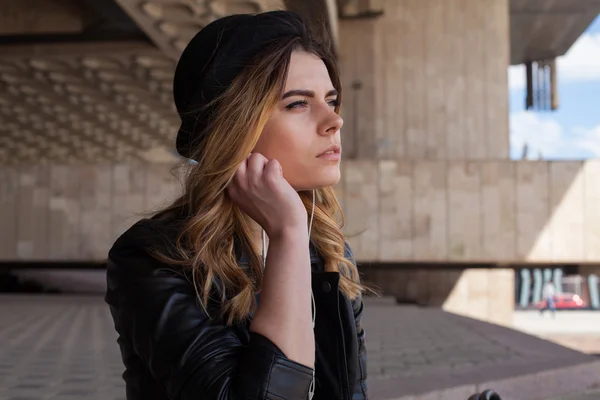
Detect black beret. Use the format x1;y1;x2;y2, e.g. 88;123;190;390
173;10;306;159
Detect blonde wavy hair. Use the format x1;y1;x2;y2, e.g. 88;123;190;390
152;30;366;326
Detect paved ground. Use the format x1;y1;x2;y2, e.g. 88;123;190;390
1;294;600;400
0;295;124;400
510;310;600;400
512;310;600;355
364;300;600;400
513;310;600;335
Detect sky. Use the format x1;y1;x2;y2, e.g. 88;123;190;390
508;15;600;160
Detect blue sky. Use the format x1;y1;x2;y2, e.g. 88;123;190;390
508;15;600;160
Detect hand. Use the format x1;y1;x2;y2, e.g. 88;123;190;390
228;153;308;238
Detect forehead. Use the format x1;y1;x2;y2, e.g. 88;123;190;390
285;50;334;90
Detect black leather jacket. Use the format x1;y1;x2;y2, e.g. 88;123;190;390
105;213;368;400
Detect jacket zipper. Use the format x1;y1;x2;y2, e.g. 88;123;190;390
308;369;315;400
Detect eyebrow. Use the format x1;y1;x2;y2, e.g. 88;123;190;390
281;89;338;99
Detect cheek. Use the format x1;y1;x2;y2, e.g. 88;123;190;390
257;121;311;163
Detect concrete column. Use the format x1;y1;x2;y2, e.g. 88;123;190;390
339;0;514;325
339;0;510;160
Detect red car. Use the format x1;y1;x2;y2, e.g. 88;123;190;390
535;293;586;309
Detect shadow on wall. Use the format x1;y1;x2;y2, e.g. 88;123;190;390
359;266;514;326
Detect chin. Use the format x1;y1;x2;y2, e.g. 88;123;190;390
293;167;341;191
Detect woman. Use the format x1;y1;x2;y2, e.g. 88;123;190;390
105;10;368;400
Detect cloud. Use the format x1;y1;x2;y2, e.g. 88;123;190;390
509;33;600;91
510;111;600;160
572;125;600;156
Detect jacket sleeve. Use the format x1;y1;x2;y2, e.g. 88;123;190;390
105;227;314;400
345;242;369;400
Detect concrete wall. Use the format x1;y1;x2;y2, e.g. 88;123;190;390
0;163;180;261
2;159;599;265
338;0;510;160
342;160;600;263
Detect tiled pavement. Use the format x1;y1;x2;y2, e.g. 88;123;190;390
0;296;124;400
362;299;600;400
1;295;600;400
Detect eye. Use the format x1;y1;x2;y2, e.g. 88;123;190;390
285;100;308;109
327;98;340;107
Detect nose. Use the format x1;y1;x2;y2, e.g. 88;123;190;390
318;109;343;136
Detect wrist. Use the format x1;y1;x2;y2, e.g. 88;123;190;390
268;225;309;245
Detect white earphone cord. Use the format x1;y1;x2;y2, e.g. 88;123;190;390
261;190;316;400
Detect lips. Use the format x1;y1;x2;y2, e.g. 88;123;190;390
317;144;341;157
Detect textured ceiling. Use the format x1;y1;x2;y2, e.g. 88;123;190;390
0;42;178;164
0;0;285;164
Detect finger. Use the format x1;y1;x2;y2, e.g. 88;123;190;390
247;153;268;188
263;158;282;187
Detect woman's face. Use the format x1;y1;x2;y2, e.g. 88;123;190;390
253;50;343;191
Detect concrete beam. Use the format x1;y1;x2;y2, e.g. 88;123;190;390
510;0;600;64
284;0;339;51
0;0;87;36
114;0;285;60
337;0;384;19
